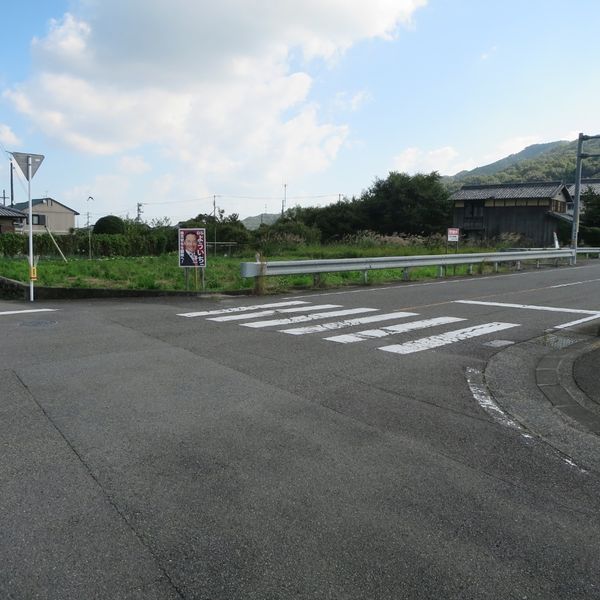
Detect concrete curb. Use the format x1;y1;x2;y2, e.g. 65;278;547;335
536;337;600;434
483;332;600;473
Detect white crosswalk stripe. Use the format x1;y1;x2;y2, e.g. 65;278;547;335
177;300;309;318
241;307;378;328
378;322;520;355
177;300;523;357
208;304;342;322
325;316;465;344
0;308;57;316
280;311;419;335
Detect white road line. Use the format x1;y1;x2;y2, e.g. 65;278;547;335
280;311;419;335
177;300;309;317
325;316;465;344
0;308;57;316
550;278;600;288
554;314;600;330
379;322;520;355
241;307;378;328
465;367;530;436
454;300;599;315
207;304;342;322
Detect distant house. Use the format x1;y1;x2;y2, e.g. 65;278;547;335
565;178;600;215
0;205;26;234
13;197;79;234
450;182;570;247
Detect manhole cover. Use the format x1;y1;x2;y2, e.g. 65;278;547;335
19;320;57;328
536;333;579;349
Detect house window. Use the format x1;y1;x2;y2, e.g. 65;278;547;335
31;214;46;225
465;202;484;218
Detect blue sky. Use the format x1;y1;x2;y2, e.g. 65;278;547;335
1;0;599;226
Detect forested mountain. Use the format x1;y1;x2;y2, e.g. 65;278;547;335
445;138;600;189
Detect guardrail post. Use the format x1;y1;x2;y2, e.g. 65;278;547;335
468;264;473;275
438;266;444;278
254;253;266;295
536;259;540;269
403;268;410;281
313;273;322;287
494;262;499;273
363;270;368;284
516;260;521;271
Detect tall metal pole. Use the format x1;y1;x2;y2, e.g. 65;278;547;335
282;183;287;216
87;196;94;259
570;134;584;263
213;194;217;256
10;161;14;207
28;157;34;302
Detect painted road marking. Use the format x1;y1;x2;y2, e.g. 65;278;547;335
550;278;600;288
454;300;599;315
465;367;531;437
280;311;419;335
241;307;378;328
0;308;57;316
554;314;600;330
177;301;309;317
207;304;342;322
325;316;465;344
379;322;520;355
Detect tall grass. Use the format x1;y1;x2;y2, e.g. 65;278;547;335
0;236;512;293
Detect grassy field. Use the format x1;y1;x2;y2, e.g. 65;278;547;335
0;244;501;294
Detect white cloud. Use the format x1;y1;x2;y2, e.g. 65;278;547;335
0;123;21;146
118;155;151;175
5;0;427;205
480;45;498;61
393;145;471;175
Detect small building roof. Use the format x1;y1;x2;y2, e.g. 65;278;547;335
450;181;568;201
13;197;80;215
566;179;600;197
0;205;26;218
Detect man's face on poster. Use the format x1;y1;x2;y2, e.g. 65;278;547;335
184;233;198;254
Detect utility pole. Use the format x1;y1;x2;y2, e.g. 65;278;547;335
282;183;287;216
87;196;94;259
136;202;143;222
10;160;14;206
571;132;600;264
213;194;217;256
1;189;6;206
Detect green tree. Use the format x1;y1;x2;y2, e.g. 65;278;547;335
581;188;600;228
93;215;126;234
360;172;451;235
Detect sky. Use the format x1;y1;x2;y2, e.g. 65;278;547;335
1;0;600;226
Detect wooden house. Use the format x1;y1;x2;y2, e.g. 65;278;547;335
451;182;570;246
0;205;26;234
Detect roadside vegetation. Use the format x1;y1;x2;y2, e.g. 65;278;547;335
1;170;591;294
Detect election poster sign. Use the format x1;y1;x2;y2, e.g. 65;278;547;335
178;228;207;268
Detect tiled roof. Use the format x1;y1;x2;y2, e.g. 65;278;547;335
451;182;566;201
566;179;600;196
13;197;80;215
0;205;26;218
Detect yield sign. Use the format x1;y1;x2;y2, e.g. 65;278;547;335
11;152;44;181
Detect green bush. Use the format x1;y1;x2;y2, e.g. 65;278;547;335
93;215;126;234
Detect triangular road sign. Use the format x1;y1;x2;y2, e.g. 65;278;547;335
11;152;45;181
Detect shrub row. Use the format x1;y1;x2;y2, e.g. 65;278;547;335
0;230;178;258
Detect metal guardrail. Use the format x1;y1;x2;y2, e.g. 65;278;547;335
577;247;600;255
241;249;576;279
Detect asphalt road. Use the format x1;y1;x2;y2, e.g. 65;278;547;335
2;261;600;599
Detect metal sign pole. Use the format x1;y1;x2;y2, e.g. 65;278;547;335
9;152;44;302
28;157;34;302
